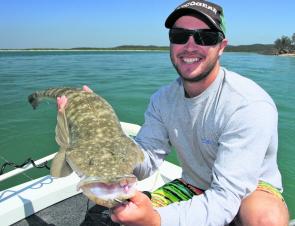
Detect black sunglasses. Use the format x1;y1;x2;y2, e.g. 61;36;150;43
169;28;224;46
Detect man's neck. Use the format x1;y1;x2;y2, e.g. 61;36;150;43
183;64;220;98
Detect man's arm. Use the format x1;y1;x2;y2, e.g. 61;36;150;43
133;92;172;180
156;101;278;225
117;101;278;226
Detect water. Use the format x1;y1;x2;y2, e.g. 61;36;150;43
0;51;294;218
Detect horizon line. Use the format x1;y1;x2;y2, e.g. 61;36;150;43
0;43;275;50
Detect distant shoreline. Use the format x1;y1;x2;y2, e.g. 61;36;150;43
277;53;295;57
0;45;294;56
0;46;169;52
0;49;165;52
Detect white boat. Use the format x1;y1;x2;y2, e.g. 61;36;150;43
1;122;294;226
0;122;181;226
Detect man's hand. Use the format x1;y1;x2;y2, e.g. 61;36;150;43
57;95;67;112
111;191;161;226
82;85;93;93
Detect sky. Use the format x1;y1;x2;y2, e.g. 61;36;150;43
1;0;295;49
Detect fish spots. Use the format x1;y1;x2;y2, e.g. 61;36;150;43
29;87;144;207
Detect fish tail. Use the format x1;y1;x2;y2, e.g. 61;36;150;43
28;92;41;109
28;88;79;109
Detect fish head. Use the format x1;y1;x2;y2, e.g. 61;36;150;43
77;174;138;208
66;139;144;208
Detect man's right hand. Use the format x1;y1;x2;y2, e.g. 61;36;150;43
111;191;161;226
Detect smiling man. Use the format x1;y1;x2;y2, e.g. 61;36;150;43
111;1;289;225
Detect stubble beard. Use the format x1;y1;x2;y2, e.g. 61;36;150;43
172;54;219;83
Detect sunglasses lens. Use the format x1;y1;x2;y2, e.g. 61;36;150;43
169;29;190;44
197;31;221;45
169;28;223;46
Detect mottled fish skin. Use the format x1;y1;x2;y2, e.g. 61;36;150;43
28;87;144;183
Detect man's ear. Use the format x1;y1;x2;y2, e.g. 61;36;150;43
218;38;228;56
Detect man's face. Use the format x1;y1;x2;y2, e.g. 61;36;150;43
170;15;227;82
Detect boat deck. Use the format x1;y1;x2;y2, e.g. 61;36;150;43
13;193;119;226
1;160;179;226
10;188;295;226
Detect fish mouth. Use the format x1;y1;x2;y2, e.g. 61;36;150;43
77;175;137;208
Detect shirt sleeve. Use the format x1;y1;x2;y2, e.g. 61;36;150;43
157;101;278;226
133;92;172;180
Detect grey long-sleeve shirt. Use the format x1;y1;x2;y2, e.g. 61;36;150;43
134;68;282;226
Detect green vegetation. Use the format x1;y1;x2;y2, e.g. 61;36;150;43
274;33;295;54
72;45;169;51
0;45;276;54
0;46;169;51
72;45;277;54
224;44;276;55
1;33;295;56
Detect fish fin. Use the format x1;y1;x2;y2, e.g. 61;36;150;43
55;109;70;148
50;148;73;177
129;140;145;163
119;136;145;164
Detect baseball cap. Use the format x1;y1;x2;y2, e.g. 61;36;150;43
165;0;226;37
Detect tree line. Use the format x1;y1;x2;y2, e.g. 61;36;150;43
274;33;295;54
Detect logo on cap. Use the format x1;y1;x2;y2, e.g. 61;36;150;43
178;1;218;14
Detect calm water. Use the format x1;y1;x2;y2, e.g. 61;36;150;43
0;51;294;217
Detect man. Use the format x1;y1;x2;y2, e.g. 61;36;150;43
111;0;289;225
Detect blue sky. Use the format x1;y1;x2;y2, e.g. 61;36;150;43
1;0;295;49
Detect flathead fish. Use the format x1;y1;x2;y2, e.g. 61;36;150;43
28;87;144;208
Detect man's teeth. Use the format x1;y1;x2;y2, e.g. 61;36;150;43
183;58;200;64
